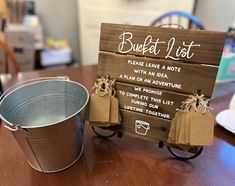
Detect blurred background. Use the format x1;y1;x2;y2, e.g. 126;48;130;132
0;0;235;82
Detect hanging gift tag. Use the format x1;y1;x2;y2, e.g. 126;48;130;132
167;112;179;144
89;93;111;123
87;76;122;127
177;112;187;144
109;96;120;125
175;111;184;143
190;108;214;146
185;112;192;144
89;121;111;127
168;93;214;146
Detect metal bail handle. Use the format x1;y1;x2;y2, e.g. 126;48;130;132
4;124;19;131
4;124;31;136
0;76;70;102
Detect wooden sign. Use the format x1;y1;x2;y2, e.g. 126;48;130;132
98;52;218;97
97;23;226;141
119;109;170;142
100;23;225;65
115;82;188;120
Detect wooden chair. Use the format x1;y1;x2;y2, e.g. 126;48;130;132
0;38;20;74
0;0;19;74
0;34;20;124
150;10;205;30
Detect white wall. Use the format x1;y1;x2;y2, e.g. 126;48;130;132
34;0;235;64
35;0;80;63
195;0;235;31
77;0;195;65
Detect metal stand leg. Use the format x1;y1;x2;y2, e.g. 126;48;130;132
167;146;203;160
159;141;164;148
91;127;117;139
117;131;123;138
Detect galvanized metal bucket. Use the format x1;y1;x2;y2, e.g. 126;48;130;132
0;77;89;173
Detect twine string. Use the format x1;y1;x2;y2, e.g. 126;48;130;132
93;76;116;96
179;94;210;113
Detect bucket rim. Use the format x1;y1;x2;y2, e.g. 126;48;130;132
0;78;89;129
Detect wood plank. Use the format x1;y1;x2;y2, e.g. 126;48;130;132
99;23;226;65
119;109;170;142
98;52;218;97
115;82;188;120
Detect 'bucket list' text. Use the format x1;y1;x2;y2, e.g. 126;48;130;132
118;31;201;61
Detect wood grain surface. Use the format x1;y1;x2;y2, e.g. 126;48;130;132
1;66;235;186
119;109;170;142
100;23;226;65
115;82;188;120
98;52;218;97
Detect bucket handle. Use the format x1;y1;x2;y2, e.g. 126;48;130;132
4;124;19;131
0;76;70;102
4;124;31;135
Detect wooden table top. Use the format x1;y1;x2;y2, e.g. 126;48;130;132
0;66;235;186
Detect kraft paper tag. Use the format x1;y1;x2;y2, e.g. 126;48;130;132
110;111;122;126
177;112;187;144
175;111;184;143
190;109;214;146
110;96;122;126
110;96;119;124
89;94;111;123
89;122;111;127
185;112;192;144
167;112;179;144
168;93;214;148
88;76;122;127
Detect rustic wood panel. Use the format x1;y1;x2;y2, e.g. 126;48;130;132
115;82;188;120
98;52;218;97
119;109;170;142
100;23;226;66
